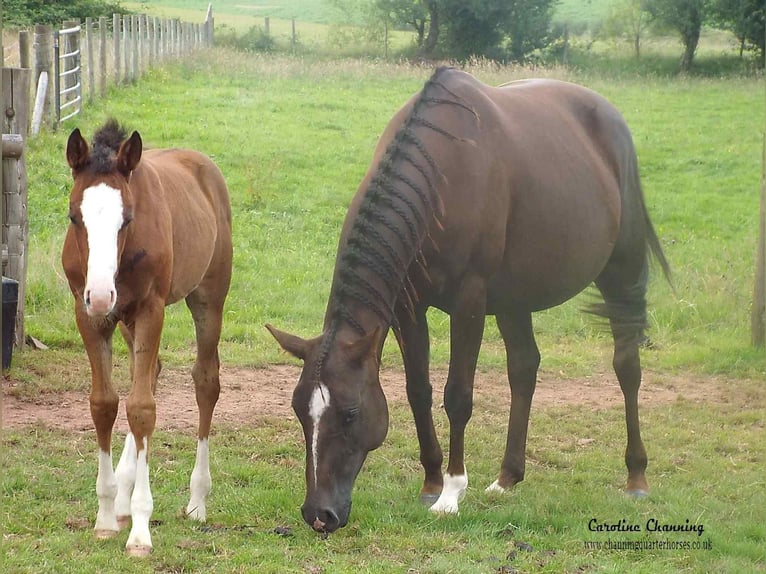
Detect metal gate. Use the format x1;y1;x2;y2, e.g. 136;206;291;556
54;22;82;124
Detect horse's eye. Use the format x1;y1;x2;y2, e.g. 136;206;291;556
120;214;133;230
69;214;78;225
343;408;359;426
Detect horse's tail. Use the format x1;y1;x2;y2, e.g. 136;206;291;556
639;180;673;289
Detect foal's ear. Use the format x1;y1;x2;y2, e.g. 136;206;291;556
117;130;143;177
66;128;89;173
344;326;383;366
266;324;319;361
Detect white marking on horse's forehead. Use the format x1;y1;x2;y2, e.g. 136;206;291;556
80;183;124;226
309;383;331;487
80;183;124;280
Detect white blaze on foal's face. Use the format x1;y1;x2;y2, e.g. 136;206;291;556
79;183;125;316
308;383;331;486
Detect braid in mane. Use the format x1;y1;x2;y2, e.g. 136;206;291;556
314;67;477;381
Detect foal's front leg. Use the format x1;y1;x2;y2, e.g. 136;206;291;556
123;298;164;556
430;276;487;514
75;306;120;539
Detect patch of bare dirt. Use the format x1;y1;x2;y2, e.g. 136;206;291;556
1;365;733;432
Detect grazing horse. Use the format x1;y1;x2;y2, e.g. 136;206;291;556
62;120;232;555
268;67;671;534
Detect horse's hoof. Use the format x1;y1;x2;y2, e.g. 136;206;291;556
117;516;130;529
126;544;152;557
419;492;440;506
626;489;649;499
94;528;119;540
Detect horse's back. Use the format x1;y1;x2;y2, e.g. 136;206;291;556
418;72;641;313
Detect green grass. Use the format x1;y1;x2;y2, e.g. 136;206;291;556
18;51;765;379
4;47;765;573
3;379;764;572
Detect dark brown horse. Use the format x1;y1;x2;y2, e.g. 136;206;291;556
268;67;671;533
62;120;232;555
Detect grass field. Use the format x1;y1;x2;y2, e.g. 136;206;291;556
2;36;765;574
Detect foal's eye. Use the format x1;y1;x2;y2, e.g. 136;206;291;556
120;213;134;230
69;214;78;225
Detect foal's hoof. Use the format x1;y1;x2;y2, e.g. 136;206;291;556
126;544;152;557
626;489;649;499
94;528;119;540
419;492;441;506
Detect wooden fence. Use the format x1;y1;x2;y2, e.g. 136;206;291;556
1;69;31;347
9;10;214;130
1;9;214;355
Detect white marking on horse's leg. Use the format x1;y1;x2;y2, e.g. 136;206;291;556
485;480;506;494
80;184;124;316
125;437;153;555
114;433;137;526
429;471;468;514
186;438;211;521
308;383;330;487
94;449;119;537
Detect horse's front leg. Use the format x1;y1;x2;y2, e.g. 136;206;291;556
123;297;164;556
75;305;120;539
430;275;487;514
395;303;443;506
489;310;540;492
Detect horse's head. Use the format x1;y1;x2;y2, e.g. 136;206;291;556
63;122;141;318
266;324;389;533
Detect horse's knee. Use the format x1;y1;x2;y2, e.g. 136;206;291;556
444;382;473;427
125;394;157;438
90;392;119;432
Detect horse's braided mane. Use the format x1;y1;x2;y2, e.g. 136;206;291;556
89;118;129;174
314;66;478;381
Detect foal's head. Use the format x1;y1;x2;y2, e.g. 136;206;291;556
267;324;389;533
64;121;141;318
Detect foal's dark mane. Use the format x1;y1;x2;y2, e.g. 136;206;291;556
89;118;129;174
315;67;477;378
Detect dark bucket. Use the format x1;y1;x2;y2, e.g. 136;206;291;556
2;276;19;371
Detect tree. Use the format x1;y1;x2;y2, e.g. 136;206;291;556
647;0;711;71
713;0;765;66
603;0;653;58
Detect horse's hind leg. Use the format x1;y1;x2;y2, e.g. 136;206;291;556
184;282;227;521
596;259;650;496
490;310;540;492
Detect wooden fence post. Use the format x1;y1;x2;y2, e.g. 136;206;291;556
2;68;31;347
33;25;53;126
99;17;107;97
19;31;31;68
86;17;95;102
113;13;121;86
753;134;766;347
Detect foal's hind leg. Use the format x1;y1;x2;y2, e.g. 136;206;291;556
596;263;650;496
184;284;227;521
489;310;540;492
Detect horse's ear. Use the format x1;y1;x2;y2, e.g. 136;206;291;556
266;324;318;361
66;128;89;173
117;130;142;177
344;326;383;366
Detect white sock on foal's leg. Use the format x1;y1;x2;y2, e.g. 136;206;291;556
186;438;212;521
94;449;118;537
114;433;137;527
125;437;153;556
429;471;468;514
